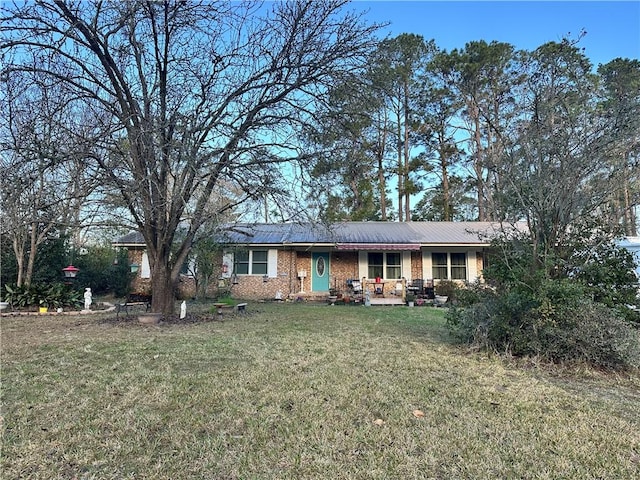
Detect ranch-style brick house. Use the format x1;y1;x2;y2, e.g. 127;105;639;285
113;221;523;301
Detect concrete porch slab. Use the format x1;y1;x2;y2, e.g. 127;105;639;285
369;297;405;306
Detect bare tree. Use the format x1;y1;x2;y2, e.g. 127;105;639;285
0;67;99;286
1;0;380;314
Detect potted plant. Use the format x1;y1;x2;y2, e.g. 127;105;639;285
434;295;448;306
138;312;163;324
435;280;458;303
406;292;416;307
38;299;49;313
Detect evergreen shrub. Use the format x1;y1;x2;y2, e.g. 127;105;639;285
447;235;640;370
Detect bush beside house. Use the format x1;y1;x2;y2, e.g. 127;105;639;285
447;236;640;370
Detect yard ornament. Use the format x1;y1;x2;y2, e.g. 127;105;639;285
84;288;92;310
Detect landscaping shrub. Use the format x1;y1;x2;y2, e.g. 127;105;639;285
1;237;132;298
447;278;640;370
434;279;460;302
447;289;539;355
3;283;83;310
453;281;495;307
570;239;639;305
569;241;640;326
74;246;132;297
539;301;640;369
0;234;68;287
448;231;640;370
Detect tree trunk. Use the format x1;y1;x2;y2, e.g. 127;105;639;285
623;152;637;236
146;231;193;316
403;81;411;221
377;113;389;221
377;153;387;221
150;263;178;316
397;131;404;222
12;238;25;287
25;221;39;287
441;159;451;221
473;110;486;221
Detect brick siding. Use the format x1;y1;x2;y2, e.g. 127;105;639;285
128;247;486;301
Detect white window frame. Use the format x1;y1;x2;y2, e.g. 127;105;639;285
429;251;468;281
229;249;277;277
364;251;403;280
450;252;467;280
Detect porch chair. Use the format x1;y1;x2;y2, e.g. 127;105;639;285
409;278;424;296
424;279;435;299
350;280;363;303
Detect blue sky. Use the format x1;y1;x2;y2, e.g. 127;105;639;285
352;1;639;68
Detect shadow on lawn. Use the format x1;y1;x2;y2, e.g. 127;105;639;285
97;311;254;327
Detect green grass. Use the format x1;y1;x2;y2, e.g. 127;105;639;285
2;303;639;479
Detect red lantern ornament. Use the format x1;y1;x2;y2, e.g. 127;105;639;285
62;265;80;278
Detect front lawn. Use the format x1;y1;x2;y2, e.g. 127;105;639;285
2;304;639;479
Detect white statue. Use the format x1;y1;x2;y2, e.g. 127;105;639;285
180;300;187;319
84;288;92;310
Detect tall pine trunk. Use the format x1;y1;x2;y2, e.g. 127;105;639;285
472;108;487;221
403;81;411;221
396;119;404;222
377;112;389;221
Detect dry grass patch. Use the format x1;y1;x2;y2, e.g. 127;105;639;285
2;304;639;479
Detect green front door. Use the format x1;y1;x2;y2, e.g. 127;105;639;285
312;252;330;292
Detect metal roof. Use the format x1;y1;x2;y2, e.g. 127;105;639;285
113;221;524;248
336;243;422;251
112;231;146;246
